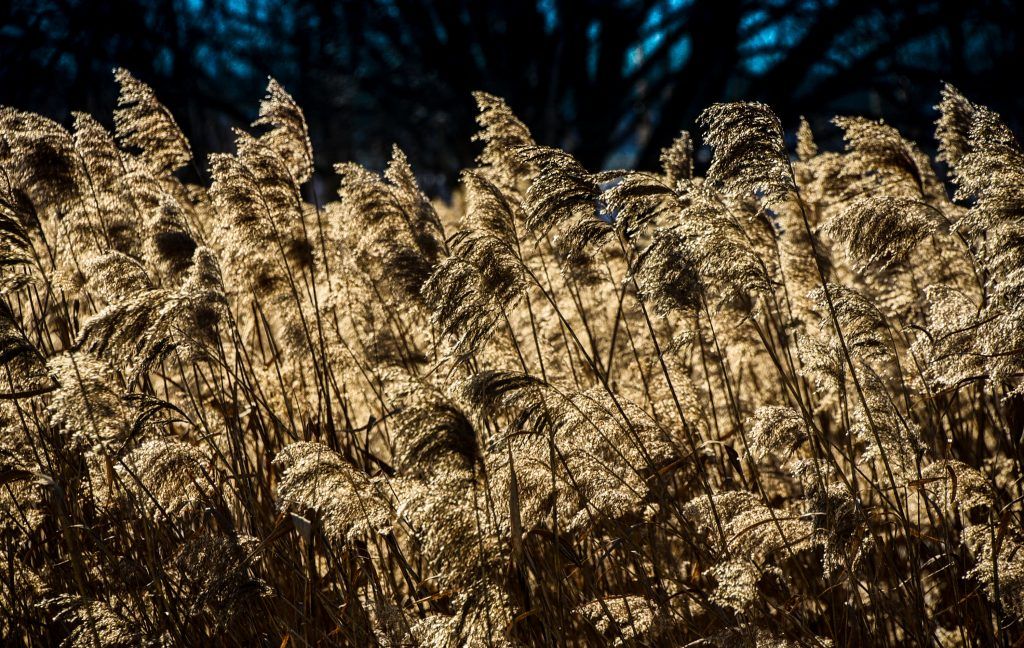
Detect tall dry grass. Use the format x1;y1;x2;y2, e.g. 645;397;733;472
0;71;1022;646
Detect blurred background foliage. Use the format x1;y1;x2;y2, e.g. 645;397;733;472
1;0;1021;194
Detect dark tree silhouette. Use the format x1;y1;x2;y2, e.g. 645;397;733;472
2;0;1021;189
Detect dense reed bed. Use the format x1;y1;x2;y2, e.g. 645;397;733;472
0;70;1022;646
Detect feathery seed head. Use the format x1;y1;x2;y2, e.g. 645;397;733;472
113;68;191;173
254;78;314;183
699;101;796;206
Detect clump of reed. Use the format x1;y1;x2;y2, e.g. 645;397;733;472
0;72;1022;646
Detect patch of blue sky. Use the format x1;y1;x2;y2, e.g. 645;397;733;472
739;9;808;75
588;20;601;79
962;23;1001;73
823;12;884;70
624;0;694;75
538;0;558;33
669;37;691;71
737;1;844;75
186;0;310;83
895;32;943;69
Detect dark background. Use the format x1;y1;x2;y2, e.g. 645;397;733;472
2;0;1021;194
